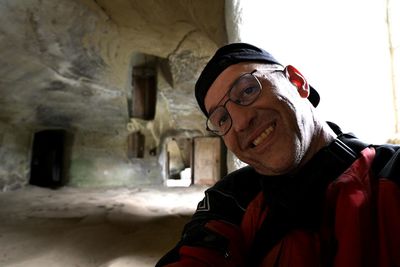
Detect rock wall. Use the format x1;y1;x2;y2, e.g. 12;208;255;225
0;123;32;191
0;0;228;190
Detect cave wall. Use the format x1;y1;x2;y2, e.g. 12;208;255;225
0;0;230;190
0;122;32;191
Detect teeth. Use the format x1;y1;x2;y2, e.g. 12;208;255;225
252;125;275;146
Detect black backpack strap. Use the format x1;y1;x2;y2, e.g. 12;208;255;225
372;144;400;185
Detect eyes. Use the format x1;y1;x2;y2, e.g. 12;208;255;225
234;86;260;105
218;112;230;127
210;107;230;128
206;71;262;136
206;68;283;136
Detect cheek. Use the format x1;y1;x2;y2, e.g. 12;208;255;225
222;134;246;161
222;134;237;151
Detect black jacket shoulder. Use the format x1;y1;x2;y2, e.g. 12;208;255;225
192;165;263;225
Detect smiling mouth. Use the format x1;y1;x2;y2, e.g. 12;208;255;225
252;123;276;147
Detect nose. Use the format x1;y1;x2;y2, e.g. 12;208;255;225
227;102;256;132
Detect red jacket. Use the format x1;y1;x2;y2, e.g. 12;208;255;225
156;136;400;267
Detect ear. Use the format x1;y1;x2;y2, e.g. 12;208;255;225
284;65;310;99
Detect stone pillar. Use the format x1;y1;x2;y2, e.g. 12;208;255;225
225;0;243;43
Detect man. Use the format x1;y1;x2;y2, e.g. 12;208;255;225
156;43;400;266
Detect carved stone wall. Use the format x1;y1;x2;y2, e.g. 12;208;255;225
0;0;228;190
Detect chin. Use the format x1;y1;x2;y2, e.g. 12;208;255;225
250;156;298;176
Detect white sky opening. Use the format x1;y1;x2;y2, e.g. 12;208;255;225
235;0;394;143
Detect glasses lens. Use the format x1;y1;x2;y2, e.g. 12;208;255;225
230;73;261;106
207;106;231;135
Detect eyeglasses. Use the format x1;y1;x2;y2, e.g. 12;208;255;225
206;70;263;136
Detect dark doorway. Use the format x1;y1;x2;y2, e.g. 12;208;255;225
30;129;66;188
127;131;145;158
130;66;157;120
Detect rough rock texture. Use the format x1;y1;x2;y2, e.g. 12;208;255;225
0;0;229;190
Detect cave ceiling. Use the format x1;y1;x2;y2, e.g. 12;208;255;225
0;0;227;134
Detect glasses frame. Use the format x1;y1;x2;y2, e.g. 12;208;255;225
206;69;262;136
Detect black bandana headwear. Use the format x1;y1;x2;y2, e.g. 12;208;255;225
194;42;320;116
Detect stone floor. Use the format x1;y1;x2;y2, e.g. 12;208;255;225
0;185;208;267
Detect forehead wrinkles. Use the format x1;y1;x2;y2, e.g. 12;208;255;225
258;66;285;89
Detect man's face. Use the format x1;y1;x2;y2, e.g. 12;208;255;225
204;62;316;176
